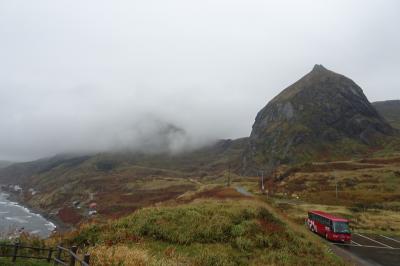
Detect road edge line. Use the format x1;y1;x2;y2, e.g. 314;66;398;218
355;233;394;249
379;234;400;244
351;240;362;246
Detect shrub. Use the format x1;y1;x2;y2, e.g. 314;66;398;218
257;207;282;225
194;248;234;266
230;224;246;238
233;237;254;252
72;224;102;246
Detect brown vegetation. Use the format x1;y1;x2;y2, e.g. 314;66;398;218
57;207;82;225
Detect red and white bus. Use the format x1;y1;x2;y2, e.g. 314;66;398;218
306;210;351;243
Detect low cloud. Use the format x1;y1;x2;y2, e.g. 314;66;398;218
1;0;399;161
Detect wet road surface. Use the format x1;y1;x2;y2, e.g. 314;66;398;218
330;233;400;266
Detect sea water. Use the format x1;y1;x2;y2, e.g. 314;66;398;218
0;192;56;238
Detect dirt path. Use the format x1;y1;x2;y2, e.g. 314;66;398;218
188;178;203;186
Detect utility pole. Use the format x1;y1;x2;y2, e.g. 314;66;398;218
261;170;264;191
227;164;231;187
335;176;338;199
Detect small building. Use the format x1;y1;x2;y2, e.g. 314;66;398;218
13;185;22;192
89;202;97;209
28;188;37;195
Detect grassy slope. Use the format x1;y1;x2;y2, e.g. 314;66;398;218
0;138;247;224
0;236;50;266
0;258;50;266
272;155;400;235
373;100;400;129
64;198;345;266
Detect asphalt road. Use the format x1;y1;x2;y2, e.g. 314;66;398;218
329;233;400;266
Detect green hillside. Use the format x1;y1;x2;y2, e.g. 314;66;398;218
373;100;400;129
0;138;247;225
66;198;344;265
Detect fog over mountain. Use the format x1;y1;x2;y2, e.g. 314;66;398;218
1;0;399;161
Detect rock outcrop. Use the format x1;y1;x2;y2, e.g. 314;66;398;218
244;65;395;171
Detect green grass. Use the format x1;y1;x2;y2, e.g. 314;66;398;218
0;236;53;266
67;199;345;265
0;258;50;266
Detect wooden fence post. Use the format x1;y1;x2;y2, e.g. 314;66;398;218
69;245;78;266
12;242;19;262
47;247;53;262
83;253;90;265
54;244;62;266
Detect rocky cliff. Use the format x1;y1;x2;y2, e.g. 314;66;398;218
244;65;396;171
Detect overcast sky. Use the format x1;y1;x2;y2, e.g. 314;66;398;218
1;0;399;161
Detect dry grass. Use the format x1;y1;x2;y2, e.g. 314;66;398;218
354;209;400;233
64;198;346;265
88;245;163;266
268;157;400;236
274;200;400;236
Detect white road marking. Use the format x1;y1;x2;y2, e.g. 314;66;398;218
355;233;394;249
379;234;400;244
332;243;400;249
351;240;362;246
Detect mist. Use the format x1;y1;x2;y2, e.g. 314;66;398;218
1;0;400;161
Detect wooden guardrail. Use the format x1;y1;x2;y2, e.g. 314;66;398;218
0;242;90;265
53;245;90;266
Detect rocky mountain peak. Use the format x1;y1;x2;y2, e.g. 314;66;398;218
243;65;396;171
311;64;328;72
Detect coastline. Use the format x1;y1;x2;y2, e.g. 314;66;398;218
1;189;73;236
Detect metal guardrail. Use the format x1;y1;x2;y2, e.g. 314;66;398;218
0;242;90;265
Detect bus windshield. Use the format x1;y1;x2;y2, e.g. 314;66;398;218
333;222;350;233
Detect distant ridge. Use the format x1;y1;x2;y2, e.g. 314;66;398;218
0;160;13;169
373;100;400;129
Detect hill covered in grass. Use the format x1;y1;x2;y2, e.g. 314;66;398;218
273;154;400;234
64;199;344;265
373;100;400;129
0;138;247;225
